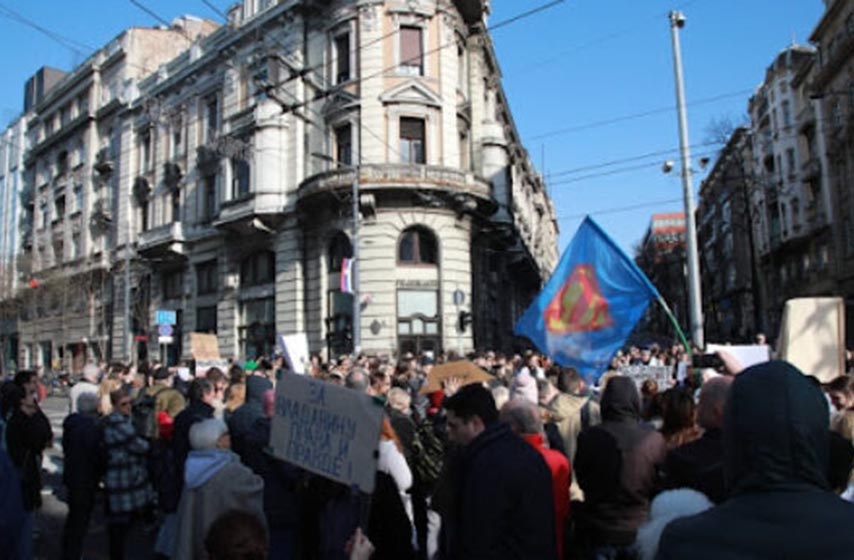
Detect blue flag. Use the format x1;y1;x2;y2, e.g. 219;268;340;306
514;216;660;380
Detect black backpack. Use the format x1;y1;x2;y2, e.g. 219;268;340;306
132;387;167;439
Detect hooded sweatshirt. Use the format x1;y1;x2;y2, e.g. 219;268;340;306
574;376;666;546
172;448;265;560
657;361;854;560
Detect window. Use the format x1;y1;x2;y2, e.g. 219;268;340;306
75;142;85;167
400;26;423;75
140;131;152;173
400;118;425;164
239;297;275;359
781;101;792;128
162;269;184;300
328;231;353;271
73;184;83;213
53;237;64;262
57;150;68;176
172;189;181;223
205;95;219;142
231;157;250;198
786;148;796;175
241;251;275;286
54;195;66;221
201;174;217;221
71;232;81;259
398;226;437;264
196;305;218;334
334;33;351;84
196;260;218;295
335;124;352;166
172;117;183;158
40;201;49;228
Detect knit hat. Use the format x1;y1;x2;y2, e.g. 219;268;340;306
189;418;229;450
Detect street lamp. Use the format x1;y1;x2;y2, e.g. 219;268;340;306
668;10;705;349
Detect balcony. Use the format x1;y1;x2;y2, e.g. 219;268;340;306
212;192;286;234
137;222;186;258
298;163;494;215
94;147;114;177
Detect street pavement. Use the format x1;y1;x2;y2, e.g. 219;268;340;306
34;395;156;559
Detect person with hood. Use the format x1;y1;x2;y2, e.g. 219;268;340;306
228;375;273;463
656;361;854;559
573;376;666;558
172;418;265;560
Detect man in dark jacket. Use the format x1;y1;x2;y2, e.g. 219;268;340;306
656;361;854;559
172;378;216;475
574;376;666;557
442;383;556;559
662;375;731;502
228;375;273;463
61;391;105;560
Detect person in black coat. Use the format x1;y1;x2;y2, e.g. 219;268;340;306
228;375;273;463
5;370;52;559
441;384;555;560
657;361;854;559
662;376;732;503
61;391;105;560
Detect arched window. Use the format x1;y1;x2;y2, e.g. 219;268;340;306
398;226;437;265
328;231;353;272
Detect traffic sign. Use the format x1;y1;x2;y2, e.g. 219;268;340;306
159;336;174;345
158;324;174;337
156;310;177;325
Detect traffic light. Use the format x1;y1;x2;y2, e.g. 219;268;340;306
457;310;473;333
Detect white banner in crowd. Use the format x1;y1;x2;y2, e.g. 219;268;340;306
706;344;770;370
619;365;673;392
277;333;310;374
270;372;384;493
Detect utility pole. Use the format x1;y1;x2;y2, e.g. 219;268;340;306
669;10;704;349
351;166;361;355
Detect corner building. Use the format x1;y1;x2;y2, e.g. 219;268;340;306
110;0;557;363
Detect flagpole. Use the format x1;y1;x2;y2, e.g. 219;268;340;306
656;296;693;355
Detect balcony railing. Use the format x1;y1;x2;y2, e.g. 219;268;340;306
137;222;186;257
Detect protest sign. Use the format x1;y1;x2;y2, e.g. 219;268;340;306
270;372;384;492
190;333;227;376
706;344;770;370
420;360;494;394
778;297;845;383
618;364;673;392
277;333;310;374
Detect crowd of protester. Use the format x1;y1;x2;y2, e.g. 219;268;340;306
1;340;854;558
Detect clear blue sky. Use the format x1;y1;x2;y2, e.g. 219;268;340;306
0;0;825;254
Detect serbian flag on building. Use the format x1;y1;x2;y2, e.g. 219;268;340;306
514;216;660;380
340;258;354;294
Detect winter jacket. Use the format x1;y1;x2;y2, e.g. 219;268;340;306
546;390;600;462
0;445;25;553
575;376;666;547
143;384;185;424
246;415;301;530
521;433;570;560
103;412;155;515
5;403;52;511
657;361;854;560
448;421;556;560
662;427;725;503
172;449;265;560
228;376;272;463
172;399;214;473
62;411;105;491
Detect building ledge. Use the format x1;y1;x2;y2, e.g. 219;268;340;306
137;222;186;258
